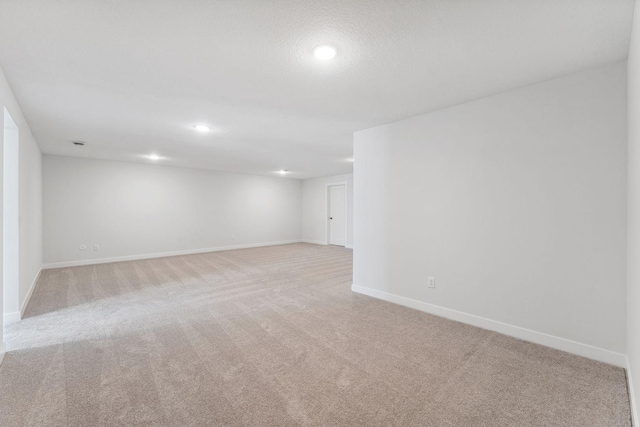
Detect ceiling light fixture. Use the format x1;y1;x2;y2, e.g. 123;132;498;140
194;125;210;132
278;170;289;175
348;157;354;162
313;45;337;60
148;154;161;160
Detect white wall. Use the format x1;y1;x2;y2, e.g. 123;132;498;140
301;174;353;248
3;109;19;317
0;65;43;337
19;124;42;318
627;0;640;422
354;62;627;364
43;155;302;265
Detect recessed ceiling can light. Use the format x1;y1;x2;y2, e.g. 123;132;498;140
194;125;210;132
348;157;354;162
72;141;86;146
278;170;289;175
313;44;337;60
148;154;161;160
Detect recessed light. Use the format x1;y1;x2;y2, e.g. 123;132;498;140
72;141;86;146
348;157;354;162
313;45;337;60
194;125;210;132
148;154;161;160
278;170;289;175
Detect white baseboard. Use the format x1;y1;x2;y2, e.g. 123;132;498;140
300;239;353;249
351;284;626;367
0;344;5;367
627;356;639;426
20;266;42;317
3;266;43;324
301;239;327;245
3;311;20;324
43;240;303;269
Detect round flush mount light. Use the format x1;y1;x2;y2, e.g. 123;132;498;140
72;141;86;146
148;154;161;160
194;125;210;132
313;44;337;60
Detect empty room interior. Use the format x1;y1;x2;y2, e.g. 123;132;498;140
2;1;640;426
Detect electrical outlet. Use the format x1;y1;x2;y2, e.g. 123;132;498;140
428;277;435;288
79;245;86;250
94;244;100;251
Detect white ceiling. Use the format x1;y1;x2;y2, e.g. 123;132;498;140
0;0;635;179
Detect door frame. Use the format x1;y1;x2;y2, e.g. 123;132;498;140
325;182;348;246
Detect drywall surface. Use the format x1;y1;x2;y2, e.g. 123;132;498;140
354;61;627;354
43;156;302;264
0;65;43;327
18;115;42;314
3;110;19;316
301;174;353;247
627;0;640;422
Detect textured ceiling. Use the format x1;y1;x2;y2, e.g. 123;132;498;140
0;0;635;179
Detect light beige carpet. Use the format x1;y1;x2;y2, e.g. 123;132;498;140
0;243;631;426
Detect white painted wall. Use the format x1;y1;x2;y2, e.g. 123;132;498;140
19;123;42;318
43;155;302;265
3;109;19;318
0;65;43;341
627;0;640;423
354;62;627;362
302;174;353;248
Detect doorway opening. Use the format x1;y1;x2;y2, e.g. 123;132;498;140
326;182;347;247
3;107;19;324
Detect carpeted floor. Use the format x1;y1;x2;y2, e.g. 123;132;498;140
0;243;631;426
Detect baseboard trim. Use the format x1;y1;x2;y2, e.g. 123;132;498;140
43;240;303;269
3;311;20;324
351;284;626;367
20;266;42;317
3;266;42;324
627;356;638;426
0;270;42;367
300;239;352;249
301;239;327;245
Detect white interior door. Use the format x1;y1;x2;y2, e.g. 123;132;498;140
328;185;346;246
